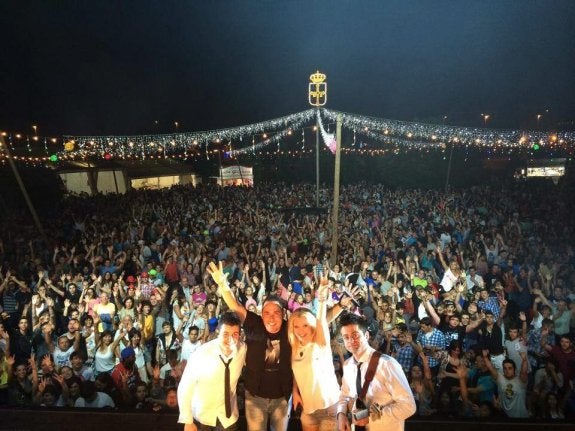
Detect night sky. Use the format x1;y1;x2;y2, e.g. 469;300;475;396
1;1;574;137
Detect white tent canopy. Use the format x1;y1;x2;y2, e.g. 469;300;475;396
59;169;127;195
58;161;201;195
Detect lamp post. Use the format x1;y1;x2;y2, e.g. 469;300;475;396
309;71;327;207
481;113;490;127
444;116;454;193
536;114;542;130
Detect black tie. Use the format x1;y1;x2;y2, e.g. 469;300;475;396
356;362;363;401
220;356;233;418
356;361;366;431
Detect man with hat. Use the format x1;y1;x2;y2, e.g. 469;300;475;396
111;346;142;407
149;268;164;287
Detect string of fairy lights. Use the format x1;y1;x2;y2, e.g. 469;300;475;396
1;108;574;166
323;109;574;153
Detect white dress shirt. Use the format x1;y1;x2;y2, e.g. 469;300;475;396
337;348;416;431
177;338;246;428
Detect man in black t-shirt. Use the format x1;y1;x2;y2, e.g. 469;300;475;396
9;317;33;364
208;262;292;431
438;313;466;346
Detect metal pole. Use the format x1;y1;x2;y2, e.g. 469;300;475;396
330;114;342;266
445;143;454;193
315;109;320;207
237;160;244;186
218;149;224;187
112;169;119;193
0;136;49;245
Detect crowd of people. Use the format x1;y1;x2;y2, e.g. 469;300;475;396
0;178;574;427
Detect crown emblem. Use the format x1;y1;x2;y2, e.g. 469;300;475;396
310;71;326;83
64;140;75;151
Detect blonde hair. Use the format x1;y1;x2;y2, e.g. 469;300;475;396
287;307;317;348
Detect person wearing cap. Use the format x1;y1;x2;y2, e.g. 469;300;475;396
125;275;137;285
149;268;164;287
178;311;246;431
111;346;142;407
207;261;292;431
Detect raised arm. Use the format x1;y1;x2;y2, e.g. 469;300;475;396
93;314;101;344
49;276;65;297
326;285;360;324
456;363;469;404
5;354;16;384
518;351;528;383
0;271;10;295
423;296;441;326
313;276;330;347
207;261;247;322
72;329;82;352
11;275;30;292
44;323;55;354
436;246;449;271
482;349;499;380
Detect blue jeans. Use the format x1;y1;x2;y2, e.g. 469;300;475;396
244;390;290;431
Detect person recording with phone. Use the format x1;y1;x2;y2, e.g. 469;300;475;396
336;313;415;431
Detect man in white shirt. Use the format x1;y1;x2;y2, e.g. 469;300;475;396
483;349;529;418
178;312;247;431
337;313;416;431
180;325;202;362
466;266;484;291
74;380;115;408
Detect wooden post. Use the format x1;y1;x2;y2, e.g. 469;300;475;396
330;114;342;266
0;136;49;245
315;109;320;207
